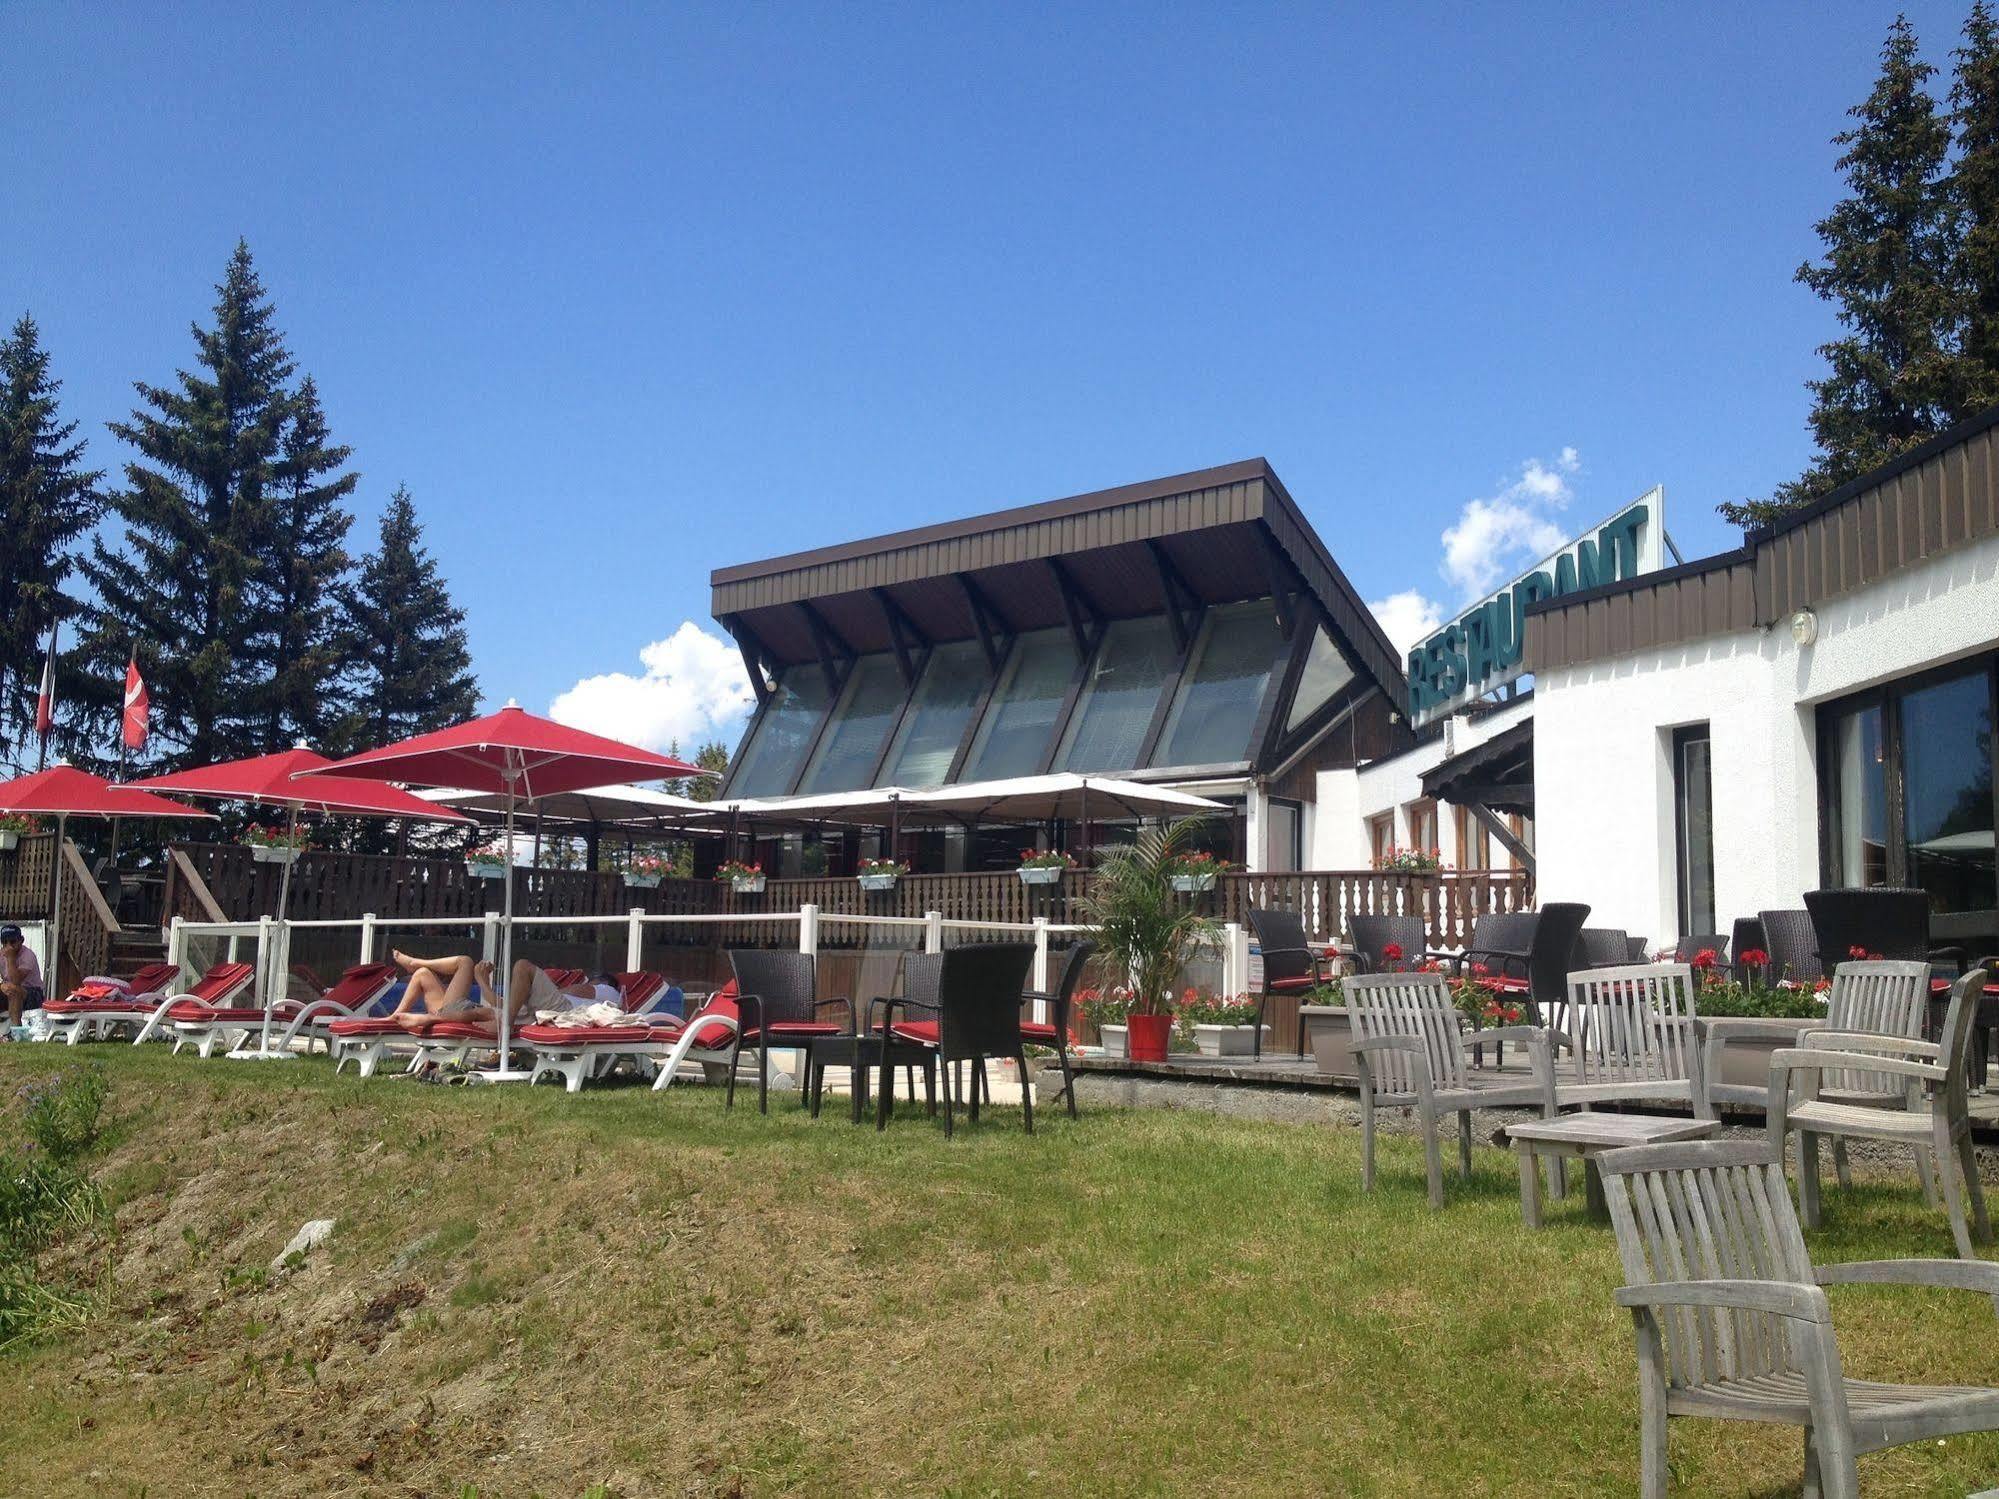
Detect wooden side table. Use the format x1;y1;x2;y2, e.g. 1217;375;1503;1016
1506;1112;1719;1227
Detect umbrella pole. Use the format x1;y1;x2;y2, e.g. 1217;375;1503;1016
47;812;65;1004
485;782;526;1082
255;804;299;1056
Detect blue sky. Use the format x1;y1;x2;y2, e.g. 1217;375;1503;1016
3;3;1973;752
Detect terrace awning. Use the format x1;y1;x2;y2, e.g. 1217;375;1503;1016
1420;718;1534;814
415;782;724;829
720;774;1224;828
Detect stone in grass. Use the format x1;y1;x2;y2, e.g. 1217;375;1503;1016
272;1218;336;1272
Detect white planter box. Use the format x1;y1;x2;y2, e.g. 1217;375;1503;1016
624;873;663;889
250;844;303;865
731;875;767;894
1098;1024;1127;1058
1192;1023;1271;1057
1170;872;1217;892
1018;866;1064;885
857;873;900;892
0;831;18;852
467;862;508;881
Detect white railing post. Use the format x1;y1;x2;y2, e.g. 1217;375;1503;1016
924;910;943;955
166;915;185;981
1032;916;1050;1023
255;915;274;1002
798;903;819;958
481;912;500;966
359;912;377;964
1224;921;1248;998
627;908;645;972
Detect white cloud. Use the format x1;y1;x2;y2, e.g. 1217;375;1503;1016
1367;589;1446;656
549;621;755;757
1438;451;1580;599
1368;447;1584;656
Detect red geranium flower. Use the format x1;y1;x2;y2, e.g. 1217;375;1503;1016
1691;948;1718;969
1739;948;1770;968
1848;945;1868;960
1382;943;1404;961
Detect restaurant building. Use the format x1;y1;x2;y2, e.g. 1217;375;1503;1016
709;460;1411;874
1524;409;1999;957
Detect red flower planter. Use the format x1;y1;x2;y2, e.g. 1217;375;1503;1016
1126;1013;1172;1062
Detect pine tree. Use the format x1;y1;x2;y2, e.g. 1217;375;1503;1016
1724;17;1959;528
685;740;730;801
0;314;102;765
78;241;296;768
1951;1;1999;412
337;484;479;748
248;375;358;750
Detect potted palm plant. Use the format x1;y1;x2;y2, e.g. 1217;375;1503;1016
1076;818;1217;1063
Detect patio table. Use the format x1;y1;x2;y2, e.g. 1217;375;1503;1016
805;1032;935;1126
1505;1112;1718;1227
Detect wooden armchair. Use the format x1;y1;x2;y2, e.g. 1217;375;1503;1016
1599;1138;1999;1497
1345;970;1558;1210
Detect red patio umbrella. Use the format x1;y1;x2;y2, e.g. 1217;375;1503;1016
0;764;215;996
127;746;473;1056
302;704;703;1079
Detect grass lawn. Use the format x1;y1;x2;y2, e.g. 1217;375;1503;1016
0;1047;1993;1497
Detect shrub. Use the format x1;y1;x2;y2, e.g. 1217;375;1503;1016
0;1068;111;1351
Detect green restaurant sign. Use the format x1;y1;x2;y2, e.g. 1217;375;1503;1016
1406;487;1664;727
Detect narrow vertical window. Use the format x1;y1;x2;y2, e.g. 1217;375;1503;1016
1673;725;1716;939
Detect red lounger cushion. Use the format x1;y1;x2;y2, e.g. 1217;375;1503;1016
415;1020;500;1041
888;1020;940;1044
44;996;152;1016
168;1003;296;1024
1478;974;1530;995
517;1022;676;1045
1265;975;1317;991
328;1016;413;1038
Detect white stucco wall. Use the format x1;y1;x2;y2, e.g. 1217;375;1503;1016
1533;535;1999;947
1309;694;1536;868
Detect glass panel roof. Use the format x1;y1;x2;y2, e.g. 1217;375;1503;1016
1151;601;1280;769
962;628;1081;782
1057;615;1177;773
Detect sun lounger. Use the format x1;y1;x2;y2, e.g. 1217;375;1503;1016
229;962;403;1057
38;961;183;1044
126;962;261;1049
518;997;741;1094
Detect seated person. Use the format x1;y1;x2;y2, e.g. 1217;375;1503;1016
0;926;45;1028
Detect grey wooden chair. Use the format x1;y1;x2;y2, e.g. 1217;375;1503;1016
1705;960;1930;1191
1769;967;1993;1260
1599;1138;1999;1499
1346;969;1558;1210
1551;962;1707;1116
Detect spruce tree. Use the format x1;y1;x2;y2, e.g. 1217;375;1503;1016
685;740;730;801
249;375;358;750
0;314;102;764
1724;17;1959;528
1951;1;1999;412
337;484;479;748
79;241;296;768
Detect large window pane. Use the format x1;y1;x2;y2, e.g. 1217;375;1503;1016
879;640;988;788
1828;701;1887;887
1056;616;1176;772
1674;727;1716;937
963;629;1081;781
799;655;905;794
1285;623;1356;733
1151;601;1282;769
1901;670;1995;913
728;667;836;797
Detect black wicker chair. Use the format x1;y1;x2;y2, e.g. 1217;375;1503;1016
878;943;1037;1136
1342;915;1428;973
1433;911;1538;980
1248;907;1336;1060
1578;928;1633;968
1019;940;1097;1118
725;949;855;1114
1523;902;1591;1027
1757;909;1824;986
1805;887;1965;974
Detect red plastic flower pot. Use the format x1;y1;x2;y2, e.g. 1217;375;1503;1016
1127;1013;1172;1062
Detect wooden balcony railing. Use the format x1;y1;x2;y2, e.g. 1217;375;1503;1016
0;833;124;993
162;842;1533;952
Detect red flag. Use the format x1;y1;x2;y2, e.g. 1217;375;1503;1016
33;624;56;741
121;654;149;751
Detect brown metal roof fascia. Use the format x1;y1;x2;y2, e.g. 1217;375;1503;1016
1251;467;1409;706
710;458;1273;593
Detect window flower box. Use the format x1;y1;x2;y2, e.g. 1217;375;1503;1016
718;860;766;894
1191;1022;1271;1057
733;874;767;894
858;858;909;892
858;873;898;891
623;873;663;889
243;823;312;865
1170;872;1216;893
0;831;19;853
251;844;304;866
1164;852;1232;893
1017;849;1075;885
466;860;508;881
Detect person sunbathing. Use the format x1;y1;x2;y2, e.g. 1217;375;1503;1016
385;950;591;1036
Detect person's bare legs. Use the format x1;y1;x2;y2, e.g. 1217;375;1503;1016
394;959;481;1034
0;983;22;1027
389;969;442;1017
391;950;475;978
